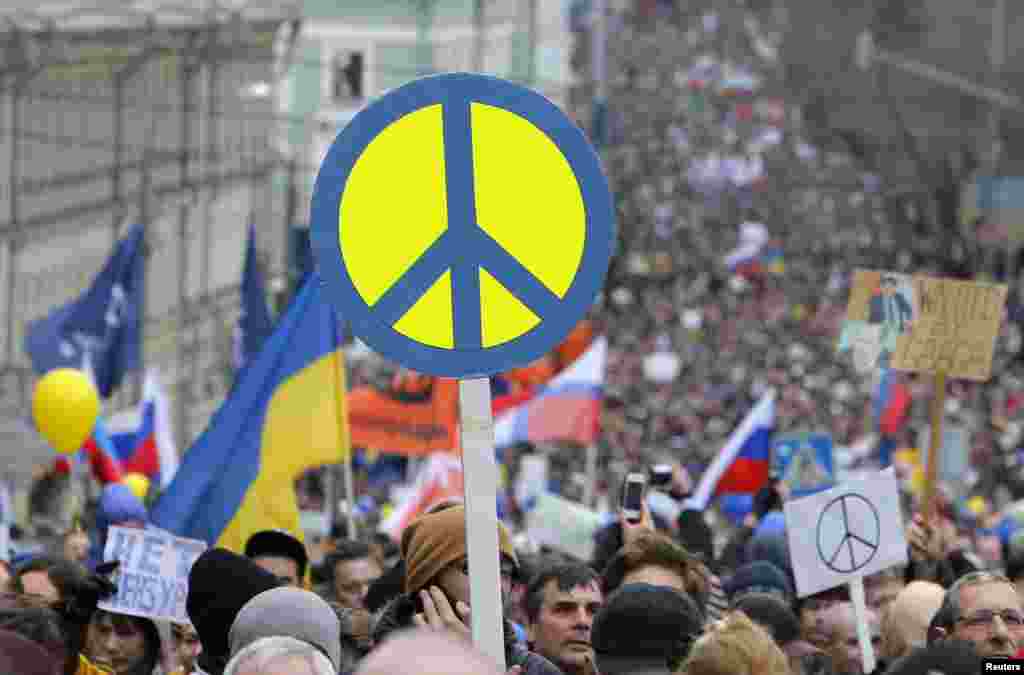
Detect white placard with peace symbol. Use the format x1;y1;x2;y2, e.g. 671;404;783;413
784;472;908;598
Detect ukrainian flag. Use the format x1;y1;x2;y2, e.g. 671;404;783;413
151;276;350;552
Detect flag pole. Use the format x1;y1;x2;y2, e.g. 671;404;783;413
583;445;598;508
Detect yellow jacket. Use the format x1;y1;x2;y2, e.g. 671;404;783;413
76;654;114;675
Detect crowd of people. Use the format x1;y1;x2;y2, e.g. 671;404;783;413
10;1;1024;675
1;478;1022;675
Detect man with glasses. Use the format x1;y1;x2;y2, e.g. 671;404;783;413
933;571;1024;658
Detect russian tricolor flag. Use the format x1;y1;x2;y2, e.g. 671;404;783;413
108;371;179;489
686;389;775;511
494;338;606;448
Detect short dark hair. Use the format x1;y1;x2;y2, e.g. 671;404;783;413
523;563;601;623
935;571;1013;630
13;557;88;602
323;541;375;582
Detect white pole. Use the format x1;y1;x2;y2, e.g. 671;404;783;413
583;445;598;508
341;458;358;541
848;577;877;674
458;377;505;669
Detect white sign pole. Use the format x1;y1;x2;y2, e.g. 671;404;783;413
848;577;876;675
458;377;505;669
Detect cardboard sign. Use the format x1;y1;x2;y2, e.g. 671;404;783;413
98;526;207;623
525;493;603;562
772;433;835;497
839;270;1006;381
784;472;908;598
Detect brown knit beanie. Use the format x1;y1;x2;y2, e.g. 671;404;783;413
400;505;518;595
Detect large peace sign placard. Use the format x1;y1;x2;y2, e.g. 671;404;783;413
784;472;907;598
310;73;614;378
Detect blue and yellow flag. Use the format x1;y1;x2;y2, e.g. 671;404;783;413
151;275;350;552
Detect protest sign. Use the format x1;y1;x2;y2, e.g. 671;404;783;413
840;270;1006;381
785;472;907;675
525;493;603;562
98;526;206;624
772;432;834;497
784;472;907;598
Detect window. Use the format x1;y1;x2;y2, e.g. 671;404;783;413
332;50;365;101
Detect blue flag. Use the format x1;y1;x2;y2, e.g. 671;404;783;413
234;224;273;371
24;224;144;398
151;274;349;550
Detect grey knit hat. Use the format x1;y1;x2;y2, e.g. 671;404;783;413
228;587;341;672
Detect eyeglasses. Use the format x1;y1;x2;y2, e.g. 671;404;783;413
956;609;1024;630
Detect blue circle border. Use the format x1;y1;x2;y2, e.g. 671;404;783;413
310;72;614;379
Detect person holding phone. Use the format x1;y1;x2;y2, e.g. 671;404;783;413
372;504;561;675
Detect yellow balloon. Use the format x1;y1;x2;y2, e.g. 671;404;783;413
122;473;150;501
31;368;100;455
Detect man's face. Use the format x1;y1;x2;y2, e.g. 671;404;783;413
528;580;603;675
64;532;90;564
253;555;301;587
866;576;904;615
20;570;60;603
621;565;686;593
173;624;201;672
86;613;149;675
949;581;1024;658
829;605;879;675
0;563;10;593
800;594;841;649
333;556;382;609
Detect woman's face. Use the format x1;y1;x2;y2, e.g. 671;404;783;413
86;612;149;674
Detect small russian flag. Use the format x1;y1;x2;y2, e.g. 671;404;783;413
107;371;179;489
686;390;776;511
493;338;606;448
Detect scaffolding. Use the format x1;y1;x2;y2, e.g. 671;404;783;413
0;1;303;486
0;1;569;493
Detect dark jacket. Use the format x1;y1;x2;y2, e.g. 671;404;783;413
373;593;562;675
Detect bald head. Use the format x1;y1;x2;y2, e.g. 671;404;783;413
356;629;502;675
827;602;880;675
880;581;944;662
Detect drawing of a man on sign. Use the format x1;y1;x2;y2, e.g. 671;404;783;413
838;271;916;373
867;275;914;364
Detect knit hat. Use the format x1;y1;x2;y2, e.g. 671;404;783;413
229;587;342;672
186;548;282;675
245;530;309;578
592;583;702;674
724;561;794;603
745;531;792;577
732;592;801;645
400;505;518;595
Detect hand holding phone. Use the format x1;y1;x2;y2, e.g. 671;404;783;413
621;473;647;524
